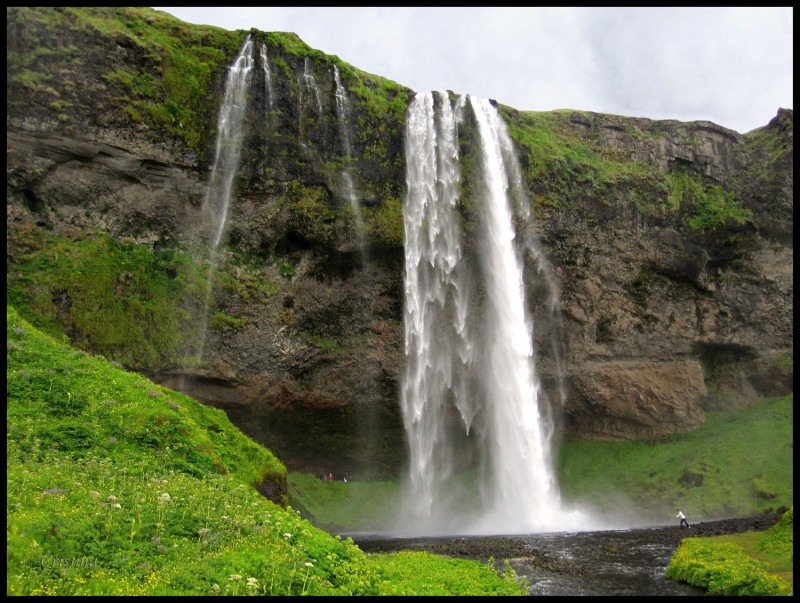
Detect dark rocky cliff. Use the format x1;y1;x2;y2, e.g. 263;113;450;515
7;7;793;479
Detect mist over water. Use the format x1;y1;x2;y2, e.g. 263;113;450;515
396;92;598;536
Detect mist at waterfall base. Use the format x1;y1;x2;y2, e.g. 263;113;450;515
389;91;613;538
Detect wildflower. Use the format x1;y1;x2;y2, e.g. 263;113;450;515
246;577;258;586
151;537;161;542
212;584;220;593
90;491;100;497
229;574;242;581
283;533;292;539
107;495;117;501
112;503;122;509
304;562;314;567
159;493;171;502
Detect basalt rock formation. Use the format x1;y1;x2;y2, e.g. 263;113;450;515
6;7;793;479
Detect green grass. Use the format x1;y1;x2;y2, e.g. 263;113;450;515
7;231;210;371
6;305;527;595
666;507;792;595
288;473;402;533
7;7;244;152
554;394;793;521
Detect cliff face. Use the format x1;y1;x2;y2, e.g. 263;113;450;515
6;8;793;478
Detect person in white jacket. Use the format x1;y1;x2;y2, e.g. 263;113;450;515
676;509;689;528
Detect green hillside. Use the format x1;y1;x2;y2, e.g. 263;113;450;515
555;393;793;522
6;305;526;596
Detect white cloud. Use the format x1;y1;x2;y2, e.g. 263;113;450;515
152;6;793;133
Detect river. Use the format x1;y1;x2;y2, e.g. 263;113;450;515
349;514;779;596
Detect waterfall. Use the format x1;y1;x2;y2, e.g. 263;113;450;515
260;42;274;110
398;92;591;536
192;35;254;363
203;34;255;249
301;57;322;115
333;65;366;250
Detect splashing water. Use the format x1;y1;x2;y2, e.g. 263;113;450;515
397;92;592;536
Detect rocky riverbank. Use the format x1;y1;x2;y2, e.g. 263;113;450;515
353;510;785;564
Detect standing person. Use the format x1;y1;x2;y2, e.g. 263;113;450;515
676;509;689;528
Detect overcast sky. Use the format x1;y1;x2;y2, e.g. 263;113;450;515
153;7;792;134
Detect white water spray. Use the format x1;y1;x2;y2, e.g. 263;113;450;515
398;92;591;536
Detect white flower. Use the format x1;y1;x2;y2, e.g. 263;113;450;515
229;574;242;581
304;562;314;567
112;503;122;509
159;493;171;502
107;495;117;501
246;577;258;586
212;584;220;592
283;532;292;539
90;491;100;497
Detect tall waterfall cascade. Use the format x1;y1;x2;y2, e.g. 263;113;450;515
398;91;591;536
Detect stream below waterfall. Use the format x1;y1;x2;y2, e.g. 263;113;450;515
349;514;780;596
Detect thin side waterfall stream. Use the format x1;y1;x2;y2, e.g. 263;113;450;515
193;35;254;361
333;64;367;252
